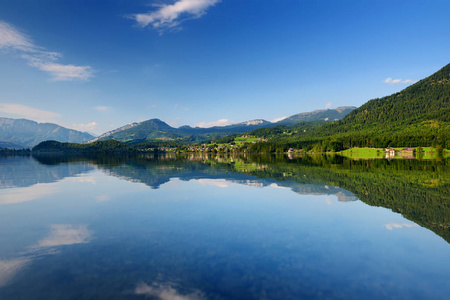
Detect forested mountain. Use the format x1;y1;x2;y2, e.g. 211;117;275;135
92;107;355;144
245;63;450;151
0;117;94;148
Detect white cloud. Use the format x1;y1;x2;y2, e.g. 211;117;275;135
384;77;417;85
325;102;333;109
30;60;93;81
0;20;93;81
0;103;60;122
0;21;34;51
131;0;220;32
69;122;99;132
271;116;287;123
94;106;112;112
196;118;231;128
135;282;205;300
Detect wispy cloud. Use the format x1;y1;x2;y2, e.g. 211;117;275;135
196;118;231;128
69;122;99;133
0;21;34;51
384;77;417;85
325;102;333;109
0;103;60;123
131;0;220;32
135;282;205;300
0;20;93;81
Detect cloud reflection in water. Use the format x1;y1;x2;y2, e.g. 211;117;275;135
385;222;419;230
135;282;205;300
34;224;92;248
0;183;58;205
0;257;30;287
0;224;92;287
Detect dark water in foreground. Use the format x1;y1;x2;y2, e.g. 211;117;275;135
0;154;449;299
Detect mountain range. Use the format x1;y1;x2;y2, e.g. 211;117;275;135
0;107;355;149
0;118;94;149
90;106;356;143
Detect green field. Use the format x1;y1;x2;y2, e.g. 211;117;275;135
338;147;449;159
338;148;385;159
234;136;260;145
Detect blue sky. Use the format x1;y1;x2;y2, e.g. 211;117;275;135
0;0;449;135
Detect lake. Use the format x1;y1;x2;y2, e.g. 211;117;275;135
0;154;449;299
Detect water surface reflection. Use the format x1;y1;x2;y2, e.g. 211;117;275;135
0;154;448;299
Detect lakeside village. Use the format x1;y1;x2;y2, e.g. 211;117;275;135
141;136;446;160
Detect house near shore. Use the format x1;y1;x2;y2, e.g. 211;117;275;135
400;147;415;159
385;147;395;159
400;147;415;154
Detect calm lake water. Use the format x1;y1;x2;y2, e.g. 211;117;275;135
0;154;449;299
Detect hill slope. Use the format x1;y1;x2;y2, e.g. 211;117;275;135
0;117;94;148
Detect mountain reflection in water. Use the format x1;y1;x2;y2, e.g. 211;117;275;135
2;153;449;243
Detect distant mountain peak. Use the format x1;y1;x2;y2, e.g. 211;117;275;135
0;117;94;148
